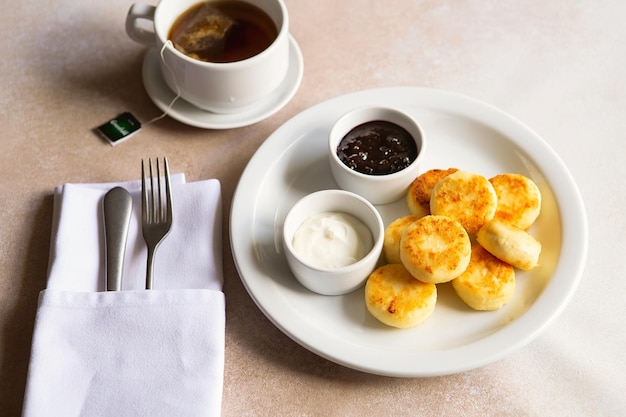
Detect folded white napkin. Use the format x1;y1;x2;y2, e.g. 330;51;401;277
22;175;225;417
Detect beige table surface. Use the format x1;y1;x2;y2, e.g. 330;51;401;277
2;1;625;416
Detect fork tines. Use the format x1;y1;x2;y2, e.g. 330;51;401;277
142;158;172;224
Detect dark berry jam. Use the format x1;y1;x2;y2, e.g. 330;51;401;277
336;121;418;175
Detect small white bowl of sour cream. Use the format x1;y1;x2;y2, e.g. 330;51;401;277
282;189;384;295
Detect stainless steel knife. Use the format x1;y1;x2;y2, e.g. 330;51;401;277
103;186;133;291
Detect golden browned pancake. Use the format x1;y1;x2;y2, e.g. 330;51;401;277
399;215;471;284
383;215;421;264
452;244;516;311
490;173;541;230
365;264;437;328
406;168;459;217
430;171;498;235
476;218;541;270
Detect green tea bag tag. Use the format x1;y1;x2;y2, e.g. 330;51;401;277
96;112;142;146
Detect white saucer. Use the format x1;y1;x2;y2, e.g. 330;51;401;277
141;35;304;129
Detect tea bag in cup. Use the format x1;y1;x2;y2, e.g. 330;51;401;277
172;3;237;61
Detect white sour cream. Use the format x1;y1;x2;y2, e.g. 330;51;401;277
292;212;373;268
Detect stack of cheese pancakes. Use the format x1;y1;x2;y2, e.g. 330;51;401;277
366;169;542;328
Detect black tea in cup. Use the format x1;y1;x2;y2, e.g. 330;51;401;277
169;0;278;63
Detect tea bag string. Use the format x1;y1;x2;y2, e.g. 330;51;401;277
144;40;181;126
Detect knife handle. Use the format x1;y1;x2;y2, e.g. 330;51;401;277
103;187;133;291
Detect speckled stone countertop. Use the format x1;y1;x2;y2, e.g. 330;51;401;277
2;1;625;415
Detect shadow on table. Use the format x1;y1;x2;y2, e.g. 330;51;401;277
0;196;53;417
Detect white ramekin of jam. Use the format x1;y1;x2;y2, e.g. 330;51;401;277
328;106;426;205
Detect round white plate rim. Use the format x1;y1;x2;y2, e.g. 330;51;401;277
230;86;588;377
141;35;303;129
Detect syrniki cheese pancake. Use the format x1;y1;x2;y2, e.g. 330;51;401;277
406;168;459;217
476;218;541;270
430;171;498;234
383;215;421;264
365;264;437;328
452;244;516;311
490;173;541;230
400;215;471;284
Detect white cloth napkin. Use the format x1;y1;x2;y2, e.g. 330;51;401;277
22;175;225;417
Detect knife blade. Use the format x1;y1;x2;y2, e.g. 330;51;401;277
103;186;133;291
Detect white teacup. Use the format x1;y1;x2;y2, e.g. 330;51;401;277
126;0;290;114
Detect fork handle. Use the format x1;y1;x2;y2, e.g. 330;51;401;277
103;187;133;291
145;247;155;290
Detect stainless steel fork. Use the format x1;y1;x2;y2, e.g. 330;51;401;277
141;157;173;290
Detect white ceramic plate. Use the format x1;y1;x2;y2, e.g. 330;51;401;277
229;87;588;377
141;35;303;129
